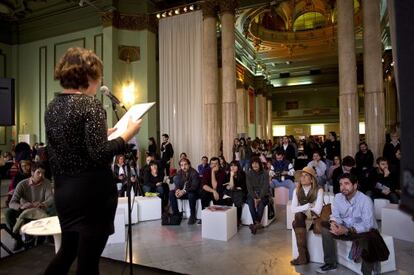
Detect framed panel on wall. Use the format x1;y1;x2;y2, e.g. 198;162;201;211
0;127;6;145
248;87;255;124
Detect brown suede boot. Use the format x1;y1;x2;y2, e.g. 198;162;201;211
290;227;309;265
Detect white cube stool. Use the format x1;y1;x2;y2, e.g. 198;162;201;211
202;207;237;241
117;197;138;224
374;199;390;220
292;229;324;263
177;199;202;219
286;200;294;229
274;187;289;205
382;203;414;242
136;196;162;221
240;203;275;227
107;208;126;244
337;234;396;274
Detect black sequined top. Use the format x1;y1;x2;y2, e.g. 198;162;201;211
45;94;127;176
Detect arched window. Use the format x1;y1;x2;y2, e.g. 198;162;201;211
293;12;326;31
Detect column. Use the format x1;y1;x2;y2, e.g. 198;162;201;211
337;0;359;157
202;1;220;158
267;98;273;140
260;94;267;138
363;0;385;159
384;75;398;131
236;81;247;134
220;0;238;161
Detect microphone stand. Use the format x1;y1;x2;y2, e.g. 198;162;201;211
111;103;134;275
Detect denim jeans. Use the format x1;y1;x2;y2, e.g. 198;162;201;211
246;195;269;223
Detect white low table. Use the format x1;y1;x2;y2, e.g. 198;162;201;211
107;208;126;244
382;203;414;242
21;216;62;253
136;196;162;221
117;197;138;224
202;206;237;241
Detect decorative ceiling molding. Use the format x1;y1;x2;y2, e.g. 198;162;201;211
101;10;157;33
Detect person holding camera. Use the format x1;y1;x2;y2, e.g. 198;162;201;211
270;149;295;200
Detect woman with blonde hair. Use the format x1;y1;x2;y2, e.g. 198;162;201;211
290;166;323;265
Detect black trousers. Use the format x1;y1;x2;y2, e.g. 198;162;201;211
320;221;375;275
43;231;109;275
200;190;232;209
169;190;198;217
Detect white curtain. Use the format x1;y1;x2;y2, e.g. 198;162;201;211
159;11;203;167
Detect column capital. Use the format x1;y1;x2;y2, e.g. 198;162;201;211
201;0;217;19
219;0;238;15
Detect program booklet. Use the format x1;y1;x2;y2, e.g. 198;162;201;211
108;102;156;140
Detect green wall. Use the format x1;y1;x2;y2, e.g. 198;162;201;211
0;26;158;164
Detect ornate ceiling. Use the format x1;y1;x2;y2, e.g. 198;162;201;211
235;0;364;90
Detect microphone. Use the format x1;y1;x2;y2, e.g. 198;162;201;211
100;86;124;107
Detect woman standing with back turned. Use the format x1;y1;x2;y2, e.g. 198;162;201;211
44;47;141;275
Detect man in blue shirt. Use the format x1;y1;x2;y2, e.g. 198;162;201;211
197;156;209;178
317;173;378;274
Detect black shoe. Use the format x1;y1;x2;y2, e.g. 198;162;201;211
197;219;202;225
316;263;337;273
249;224;257;235
188;216;196;225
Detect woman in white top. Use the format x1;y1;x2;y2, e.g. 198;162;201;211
290;166;323;265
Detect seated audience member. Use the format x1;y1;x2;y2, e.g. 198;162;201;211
169;158;200;225
200;157;229;209
316;173;384;274
270;150;295;200
331;156;356;194
246;157;270;235
327;155;341;189
355;142;374;175
5;162;54;250
307;151;327;186
276;136;296;163
224;161;247;226
143;161;167;209
6;159;32;207
290;167;323;265
179;152;188;160
197;156;209;177
383;131;400;173
366;157;399;204
219;155;230;175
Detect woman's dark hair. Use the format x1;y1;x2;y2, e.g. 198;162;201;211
148;160;159;168
330;131;337;140
249;156;263;171
54;47;103;90
149;137;156;145
342;156;356;167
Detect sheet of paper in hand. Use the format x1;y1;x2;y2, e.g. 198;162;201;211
108;102;156;140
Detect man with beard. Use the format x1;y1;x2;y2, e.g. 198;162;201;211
169;158;200;224
316;173;384;274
